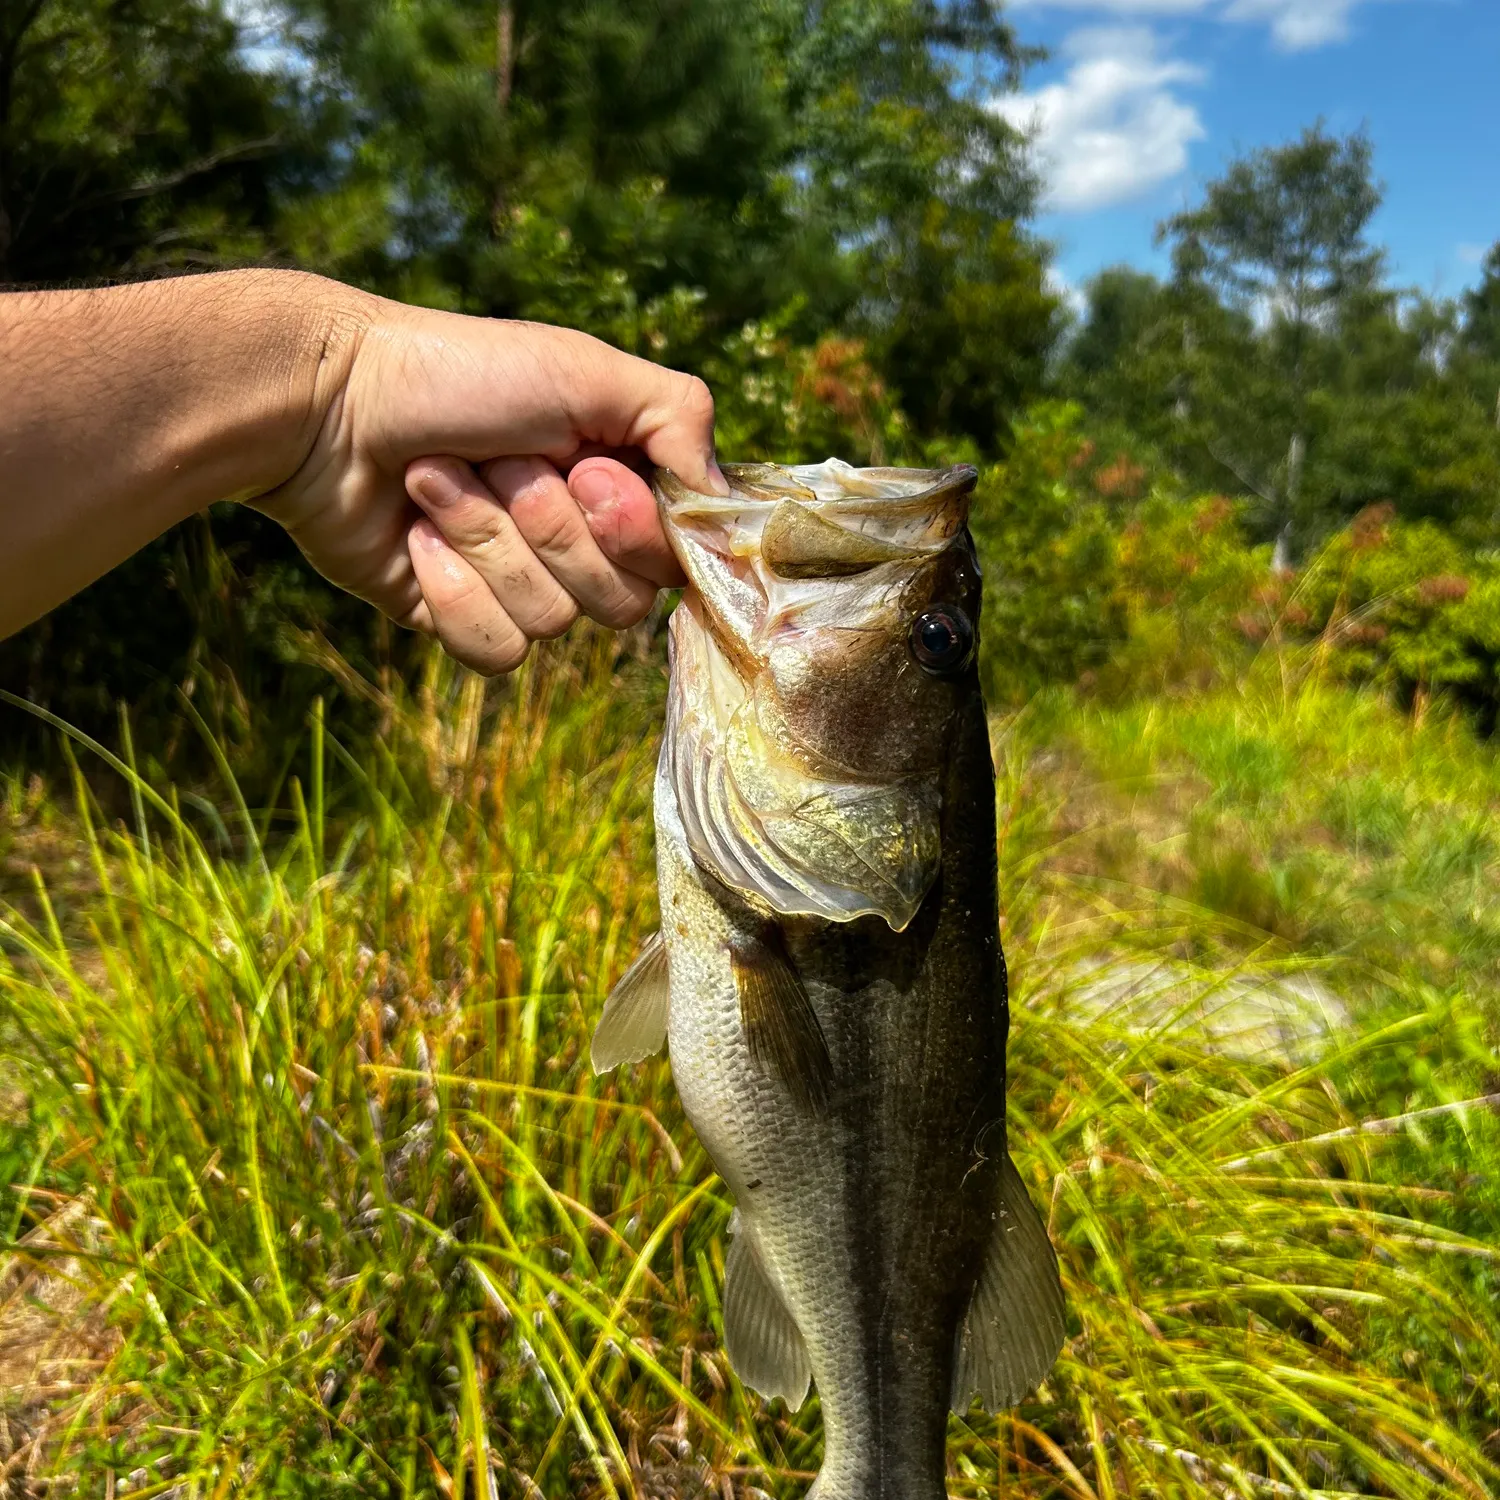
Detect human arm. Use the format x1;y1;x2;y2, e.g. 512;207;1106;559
0;269;715;670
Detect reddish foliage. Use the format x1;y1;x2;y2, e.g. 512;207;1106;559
799;336;886;422
1094;454;1148;500
1236;611;1271;643
1350;501;1396;553
1418;574;1471;605
1192;497;1235;535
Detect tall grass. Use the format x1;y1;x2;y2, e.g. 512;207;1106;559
2;637;1498;1498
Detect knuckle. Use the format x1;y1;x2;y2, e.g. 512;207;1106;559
491;638;532;675
590;580;653;630
679;374;715;424
532;596;581;641
457;512;515;560
512;495;583;558
449;625;530;677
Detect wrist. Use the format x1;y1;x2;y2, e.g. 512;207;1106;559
198;270;377;509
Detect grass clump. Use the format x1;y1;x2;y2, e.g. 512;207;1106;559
2;637;1498;1497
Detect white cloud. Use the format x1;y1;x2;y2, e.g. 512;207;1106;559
992;27;1206;212
1009;0;1383;51
1010;0;1213;11
1224;0;1360;49
1457;243;1488;266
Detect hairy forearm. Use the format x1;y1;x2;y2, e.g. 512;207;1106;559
0;270;367;639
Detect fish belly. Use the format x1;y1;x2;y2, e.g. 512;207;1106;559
657;759;1005;1500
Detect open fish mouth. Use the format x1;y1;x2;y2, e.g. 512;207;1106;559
655;459;981;931
657;459;975;587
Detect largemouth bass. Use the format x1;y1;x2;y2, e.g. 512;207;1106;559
592;459;1065;1499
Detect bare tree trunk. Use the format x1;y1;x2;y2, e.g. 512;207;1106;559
492;1;515;232
1285;426;1305;514
496;1;514;113
1268;430;1305;574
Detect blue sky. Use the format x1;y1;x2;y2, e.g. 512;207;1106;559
992;0;1499;308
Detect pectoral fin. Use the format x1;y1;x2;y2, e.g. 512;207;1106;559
723;1215;812;1409
951;1153;1066;1413
732;931;832;1113
590;932;670;1073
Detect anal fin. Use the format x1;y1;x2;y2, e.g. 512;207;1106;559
951;1153;1066;1413
590;932;671;1073
723;1215;812;1409
732;929;832;1113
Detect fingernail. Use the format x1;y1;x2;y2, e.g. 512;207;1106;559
411;517;447;552
705;453;730;497
411;466;462;509
573;465;621;513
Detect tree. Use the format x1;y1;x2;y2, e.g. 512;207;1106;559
1461;245;1500;364
767;0;1052;450
1159;124;1383;547
1457;244;1500;430
1064;267;1168;386
274;0;1052;451
0;0;299;283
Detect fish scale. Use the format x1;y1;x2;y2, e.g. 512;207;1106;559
592;460;1066;1499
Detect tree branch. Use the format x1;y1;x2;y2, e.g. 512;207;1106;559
68;137;282;213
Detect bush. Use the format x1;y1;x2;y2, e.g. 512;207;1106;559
971;403;1266;705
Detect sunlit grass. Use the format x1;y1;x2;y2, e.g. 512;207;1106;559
2;639;1498;1498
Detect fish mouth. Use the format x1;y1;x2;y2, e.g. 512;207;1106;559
655;460;979;930
657;460;977;573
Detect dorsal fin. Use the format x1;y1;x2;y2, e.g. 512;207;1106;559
731;930;833;1113
723;1215;812;1409
590;932;671;1073
951;1154;1066;1413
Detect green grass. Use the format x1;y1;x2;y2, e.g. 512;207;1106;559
2;637;1499;1498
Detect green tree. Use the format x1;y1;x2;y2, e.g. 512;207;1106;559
1063;267;1167;387
276;0;1053;450
1160;125;1383;549
767;0;1053;450
1461;245;1500;363
277;0;806;341
0;0;298;282
1457;244;1500;430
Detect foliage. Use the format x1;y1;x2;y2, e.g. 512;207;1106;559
0;0;301;283
1161;125;1383;323
971;404;1266;706
1;0;1058;775
1281;508;1500;726
3;639;1499;1496
1065;130;1500;554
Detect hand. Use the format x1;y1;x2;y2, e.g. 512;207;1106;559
257;295;716;674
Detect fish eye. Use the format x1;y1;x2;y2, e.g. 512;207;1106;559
909;605;973;677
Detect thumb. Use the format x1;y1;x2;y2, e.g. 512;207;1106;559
565;338;730;498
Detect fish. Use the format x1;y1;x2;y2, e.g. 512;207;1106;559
592;458;1065;1499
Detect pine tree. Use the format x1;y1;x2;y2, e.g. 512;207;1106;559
0;0;298;283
